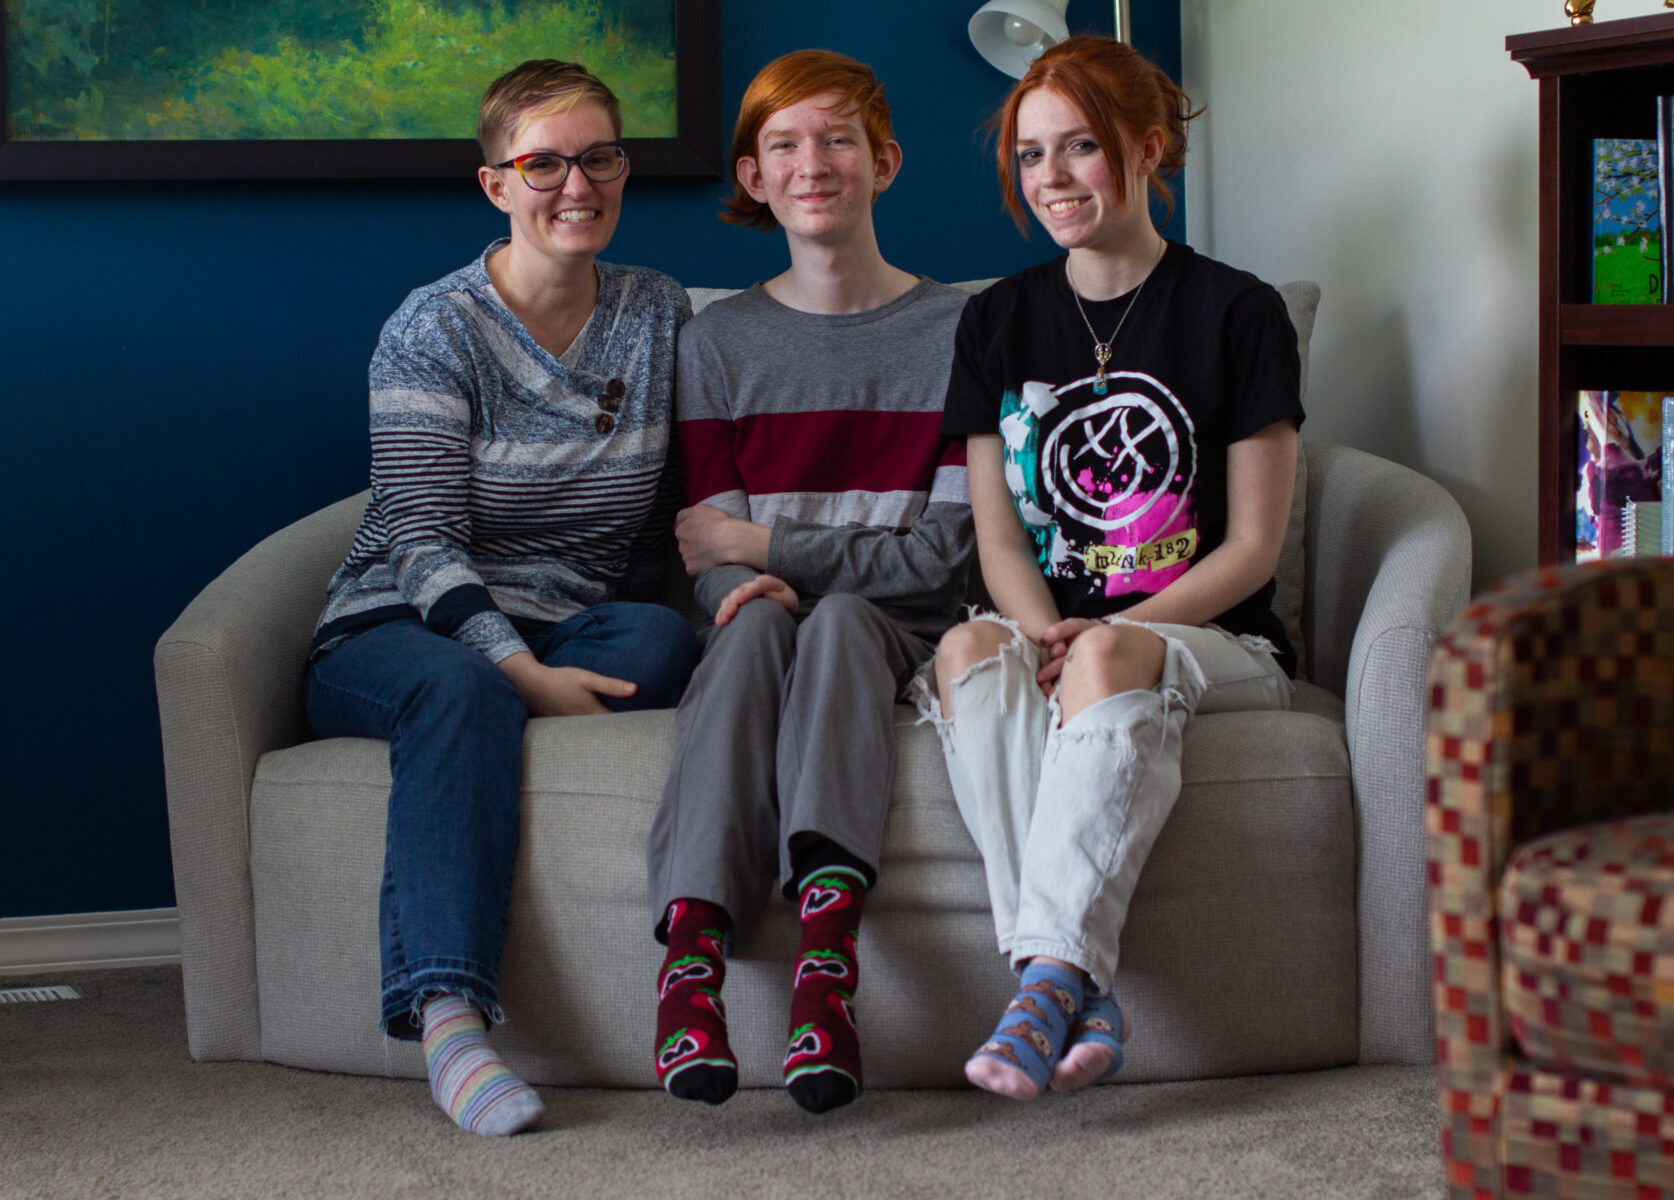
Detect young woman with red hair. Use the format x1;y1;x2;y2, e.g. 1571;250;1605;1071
915;35;1305;1100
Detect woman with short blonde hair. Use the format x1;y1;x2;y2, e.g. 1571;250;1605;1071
306;58;698;1135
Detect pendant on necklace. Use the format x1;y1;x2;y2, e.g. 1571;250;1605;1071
1093;342;1112;395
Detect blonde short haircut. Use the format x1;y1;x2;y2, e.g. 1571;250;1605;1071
477;59;623;164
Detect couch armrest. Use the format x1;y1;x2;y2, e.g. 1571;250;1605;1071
1427;558;1674;1194
153;492;367;1060
1301;443;1472;1064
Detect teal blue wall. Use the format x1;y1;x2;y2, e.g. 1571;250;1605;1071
0;0;1182;917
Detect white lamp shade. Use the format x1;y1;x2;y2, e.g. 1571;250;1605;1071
968;0;1071;79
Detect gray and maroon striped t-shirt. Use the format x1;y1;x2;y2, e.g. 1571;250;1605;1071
676;279;973;641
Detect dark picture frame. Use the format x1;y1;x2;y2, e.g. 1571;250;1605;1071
0;0;720;181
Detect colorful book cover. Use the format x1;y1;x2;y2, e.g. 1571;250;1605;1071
1577;391;1667;560
1594;138;1663;304
1660;98;1674;303
1663;397;1673;554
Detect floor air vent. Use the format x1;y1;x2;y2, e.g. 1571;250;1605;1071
0;985;81;1003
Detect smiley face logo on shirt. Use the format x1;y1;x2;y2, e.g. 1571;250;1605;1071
1038;372;1196;537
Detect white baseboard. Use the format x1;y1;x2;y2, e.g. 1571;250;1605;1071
0;907;181;975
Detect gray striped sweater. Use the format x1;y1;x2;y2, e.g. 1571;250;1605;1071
312;242;691;663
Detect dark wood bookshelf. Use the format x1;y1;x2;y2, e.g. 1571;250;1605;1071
1560;304;1674;344
1509;13;1674;563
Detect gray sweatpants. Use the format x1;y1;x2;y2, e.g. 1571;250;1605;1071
646;592;934;948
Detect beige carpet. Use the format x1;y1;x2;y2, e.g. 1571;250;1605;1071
0;966;1444;1199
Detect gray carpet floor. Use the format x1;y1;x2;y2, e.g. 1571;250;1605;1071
0;966;1444;1199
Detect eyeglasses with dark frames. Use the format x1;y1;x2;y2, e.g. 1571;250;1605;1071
491;143;629;191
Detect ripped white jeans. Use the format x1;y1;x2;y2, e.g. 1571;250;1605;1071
912;616;1291;994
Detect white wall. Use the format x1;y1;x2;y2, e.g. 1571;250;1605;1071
1180;0;1647;585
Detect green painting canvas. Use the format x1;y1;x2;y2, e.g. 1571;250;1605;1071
5;0;676;142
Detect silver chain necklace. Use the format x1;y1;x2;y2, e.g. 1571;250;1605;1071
1065;245;1162;396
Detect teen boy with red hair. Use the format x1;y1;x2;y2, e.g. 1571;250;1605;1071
645;49;973;1114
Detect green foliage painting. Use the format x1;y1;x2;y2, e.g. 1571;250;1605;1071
5;0;676;141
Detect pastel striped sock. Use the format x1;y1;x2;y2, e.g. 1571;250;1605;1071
420;994;544;1136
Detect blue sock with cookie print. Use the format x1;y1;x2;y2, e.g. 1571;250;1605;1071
972;961;1085;1095
1049;991;1127;1093
1066;991;1126;1080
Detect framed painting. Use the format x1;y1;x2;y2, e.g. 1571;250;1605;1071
0;0;719;180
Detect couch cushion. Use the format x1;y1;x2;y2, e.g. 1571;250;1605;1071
686;286;739;316
248;702;1354;1087
1499;814;1674;1088
1499;1067;1674;1198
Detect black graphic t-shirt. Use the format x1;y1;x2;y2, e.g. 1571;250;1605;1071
942;241;1304;675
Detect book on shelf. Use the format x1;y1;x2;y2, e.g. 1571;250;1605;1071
1594;138;1663;304
1623;501;1664;556
1576;391;1666;561
1661;97;1674;303
1665;397;1673;555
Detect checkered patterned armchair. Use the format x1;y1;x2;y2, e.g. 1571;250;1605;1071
1428;559;1674;1200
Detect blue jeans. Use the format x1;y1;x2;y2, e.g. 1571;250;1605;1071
305;602;699;1040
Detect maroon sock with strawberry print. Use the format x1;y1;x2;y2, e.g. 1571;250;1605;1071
654;898;737;1105
784;864;868;1114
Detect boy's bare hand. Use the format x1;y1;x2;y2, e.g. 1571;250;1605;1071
676;504;770;575
715;574;799;626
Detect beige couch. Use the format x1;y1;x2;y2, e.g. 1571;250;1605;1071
154;282;1470;1087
